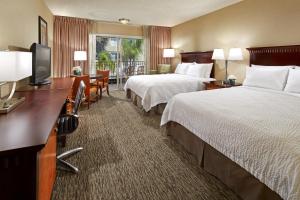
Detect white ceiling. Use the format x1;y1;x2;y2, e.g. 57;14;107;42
44;0;242;27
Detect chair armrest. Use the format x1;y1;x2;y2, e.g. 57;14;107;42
60;113;79;118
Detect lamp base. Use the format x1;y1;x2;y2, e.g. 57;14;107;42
222;79;230;85
0;97;25;114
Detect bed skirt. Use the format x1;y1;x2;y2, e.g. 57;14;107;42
166;121;282;200
126;89;166;115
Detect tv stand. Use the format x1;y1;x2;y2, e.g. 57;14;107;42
38;79;51;85
30;79;51;86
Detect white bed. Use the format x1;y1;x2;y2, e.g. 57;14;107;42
124;51;215;112
124;73;215;111
161;86;300;200
160;45;300;200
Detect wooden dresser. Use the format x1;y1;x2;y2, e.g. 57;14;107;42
0;78;74;200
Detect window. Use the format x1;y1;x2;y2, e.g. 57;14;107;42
90;34;145;88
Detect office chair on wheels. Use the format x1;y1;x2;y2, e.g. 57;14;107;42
57;80;86;173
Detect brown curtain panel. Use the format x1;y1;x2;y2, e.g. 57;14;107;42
149;26;171;71
53;16;91;77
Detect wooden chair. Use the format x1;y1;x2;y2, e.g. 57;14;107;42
125;66;135;76
72;75;92;109
137;65;144;75
96;70;110;99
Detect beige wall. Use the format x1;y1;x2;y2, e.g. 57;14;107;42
91;21;143;36
0;0;53;97
0;0;53;50
171;0;300;82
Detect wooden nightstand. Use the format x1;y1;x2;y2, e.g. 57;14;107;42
204;80;242;90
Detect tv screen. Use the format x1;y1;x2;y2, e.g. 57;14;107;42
30;43;51;85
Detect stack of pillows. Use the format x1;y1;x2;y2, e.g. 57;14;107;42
175;62;214;78
243;65;300;93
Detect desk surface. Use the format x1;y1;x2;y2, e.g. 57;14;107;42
70;74;103;79
17;77;74;91
0;78;73;153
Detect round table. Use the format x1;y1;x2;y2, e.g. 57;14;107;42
89;74;103;80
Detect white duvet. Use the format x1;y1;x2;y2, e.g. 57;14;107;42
161;86;300;200
124;74;215;111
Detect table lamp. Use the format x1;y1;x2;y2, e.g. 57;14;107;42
212;49;226;82
212;48;243;83
73;51;87;75
228;48;243;61
163;49;175;58
158;49;175;74
0;51;32;113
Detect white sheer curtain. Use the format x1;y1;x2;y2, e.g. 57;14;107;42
88;34;97;75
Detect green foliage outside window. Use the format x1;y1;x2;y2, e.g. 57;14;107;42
121;39;143;62
97;51;116;73
96;38;143;74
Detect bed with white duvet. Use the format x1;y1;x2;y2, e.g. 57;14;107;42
161;65;300;200
124;73;214;112
124;62;214;112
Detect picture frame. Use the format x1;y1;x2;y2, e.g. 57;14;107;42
38;16;48;46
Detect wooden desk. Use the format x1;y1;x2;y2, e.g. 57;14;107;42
17;77;74;91
0;78;74;200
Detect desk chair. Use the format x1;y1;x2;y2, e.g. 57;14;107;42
57;80;85;173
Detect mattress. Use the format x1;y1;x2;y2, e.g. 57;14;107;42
161;86;300;200
124;73;215;111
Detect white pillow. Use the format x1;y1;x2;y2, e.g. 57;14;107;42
251;64;292;68
252;64;293;69
202;63;214;78
186;63;206;78
175;63;191;75
243;66;289;91
284;68;300;93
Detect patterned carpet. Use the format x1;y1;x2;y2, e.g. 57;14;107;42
51;91;239;200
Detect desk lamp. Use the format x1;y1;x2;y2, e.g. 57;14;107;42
0;51;32;113
73;51;87;75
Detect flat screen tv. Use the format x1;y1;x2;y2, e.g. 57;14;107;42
30;43;51;85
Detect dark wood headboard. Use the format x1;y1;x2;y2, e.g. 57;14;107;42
247;45;300;66
180;51;214;78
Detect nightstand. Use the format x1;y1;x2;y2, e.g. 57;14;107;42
204;80;242;90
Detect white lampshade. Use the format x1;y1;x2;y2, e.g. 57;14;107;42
74;51;87;61
119;18;130;25
212;49;225;60
228;48;243;61
163;49;175;58
0;51;32;82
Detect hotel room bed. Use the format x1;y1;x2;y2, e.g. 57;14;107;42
161;45;300;200
125;74;214;112
124;51;215;113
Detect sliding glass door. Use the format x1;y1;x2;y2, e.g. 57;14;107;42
89;34;144;89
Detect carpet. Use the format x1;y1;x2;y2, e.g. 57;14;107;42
51;91;239;200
